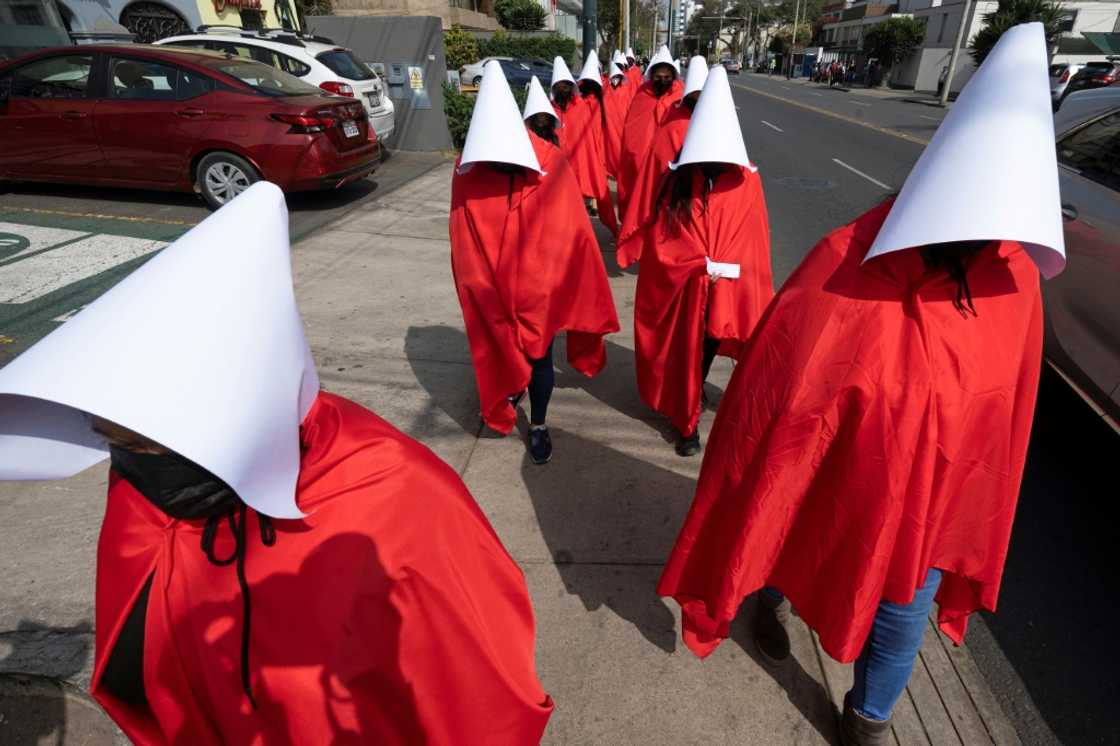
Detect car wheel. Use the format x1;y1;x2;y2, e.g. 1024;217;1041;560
196;152;260;210
473;75;482;86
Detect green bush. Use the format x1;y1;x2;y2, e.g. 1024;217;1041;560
444;24;481;71
862;17;926;85
494;0;546;31
478;29;576;65
443;82;476;150
969;0;1065;66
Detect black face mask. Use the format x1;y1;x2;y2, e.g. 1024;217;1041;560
110;446;242;520
652;78;672;96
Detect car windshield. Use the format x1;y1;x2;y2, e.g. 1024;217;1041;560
316;49;375;81
212;59;321;96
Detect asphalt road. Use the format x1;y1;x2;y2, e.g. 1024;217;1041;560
0;150;448;366
731;73;1120;746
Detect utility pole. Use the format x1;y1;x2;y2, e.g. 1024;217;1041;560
652;1;657;50
939;0;972;106
584;0;598;60
624;0;631;54
787;0;801;77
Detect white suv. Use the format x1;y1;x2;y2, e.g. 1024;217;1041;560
157;28;395;144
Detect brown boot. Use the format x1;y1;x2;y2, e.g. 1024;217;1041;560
840;697;892;746
753;591;791;663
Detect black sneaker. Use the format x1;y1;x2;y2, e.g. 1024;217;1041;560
675;430;701;457
528;427;552;464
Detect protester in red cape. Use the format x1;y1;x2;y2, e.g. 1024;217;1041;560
617;46;682;217
451;61;619;463
658;24;1064;746
617;55;709;268
524;75;561;148
629;67;773;457
603;55;636;178
625;47;643;85
575;52;619;235
0;182;554;745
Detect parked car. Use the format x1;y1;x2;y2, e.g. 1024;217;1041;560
1061;61;1120;102
1050;62;1083;106
1045;86;1120;427
721;58;742;74
156;28;395;145
460;56;513;86
0;44;380;209
496;59;536;89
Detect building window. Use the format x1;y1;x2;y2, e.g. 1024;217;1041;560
119;2;190;44
240;8;265;28
1057;9;1077;33
937;12;948;44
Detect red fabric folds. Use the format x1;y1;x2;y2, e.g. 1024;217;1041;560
616;102;691;268
634;166;773;437
91;392;554;745
658;199;1044;663
555;95;617;235
604;78;637;179
449;134;620;434
616;80;683;216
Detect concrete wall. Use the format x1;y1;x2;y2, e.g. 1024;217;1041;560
308;15;454;151
328;0;498;30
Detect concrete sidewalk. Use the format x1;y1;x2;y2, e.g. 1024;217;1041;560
756;73;953;107
0;162;1014;744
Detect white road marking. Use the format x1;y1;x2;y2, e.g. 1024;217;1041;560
0;231;166;304
761;120;784;132
920;114;942;121
0;223;90;262
808;92;823;96
832;158;892;190
849;99;871;105
52;306;86;323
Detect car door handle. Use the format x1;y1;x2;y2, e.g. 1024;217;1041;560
1061;203;1079;221
60;110;88;120
177;108;205;118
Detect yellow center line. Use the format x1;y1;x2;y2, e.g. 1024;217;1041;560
731;81;932;147
0;205;199;228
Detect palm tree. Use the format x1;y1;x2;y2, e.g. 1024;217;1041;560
969;0;1066;65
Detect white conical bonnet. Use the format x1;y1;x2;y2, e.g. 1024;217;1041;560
609;60;625;80
613;50;627;67
461;60;542;173
550;55;577;92
579;51;602;86
865;22;1065;278
644;45;680;79
523;75;559;125
684;55;709;95
670;66;753;171
626;47;636;59
0;183;320;518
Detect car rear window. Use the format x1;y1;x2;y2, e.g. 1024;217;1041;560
212;59;322;96
1084;62;1114;72
316;49;374;81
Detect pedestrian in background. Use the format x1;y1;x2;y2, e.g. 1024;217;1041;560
576;52;619;234
451;61;619;462
604;56;636;178
617;46;682;218
659;23;1063;745
631;67;774;456
0;182;555;745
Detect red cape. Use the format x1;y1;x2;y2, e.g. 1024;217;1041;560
626;66;642;86
91;392;553;744
449;135;620;433
634;166;773;436
603;78;637;179
616;80;683;215
658;200;1044;662
617;102;691;268
554;95;617;235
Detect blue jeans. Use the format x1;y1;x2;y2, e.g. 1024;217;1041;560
762;567;943;721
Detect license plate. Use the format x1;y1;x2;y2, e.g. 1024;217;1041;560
343;120;359;138
367;91;381;107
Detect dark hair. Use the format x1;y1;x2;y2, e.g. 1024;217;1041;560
656;163;710;235
579;79;607;129
529;118;559;147
919;240;990;318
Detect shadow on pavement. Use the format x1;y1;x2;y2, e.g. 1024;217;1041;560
518;423;693;654
403;325;483;436
975;366;1120;745
729;597;840;744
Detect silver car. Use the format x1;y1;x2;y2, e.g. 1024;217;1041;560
1049;62;1083;105
1046;87;1120;428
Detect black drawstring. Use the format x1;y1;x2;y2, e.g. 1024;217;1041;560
201;505;276;710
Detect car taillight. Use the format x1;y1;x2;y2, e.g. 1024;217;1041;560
270;112;336;134
319;81;355;97
1060;69;1070;83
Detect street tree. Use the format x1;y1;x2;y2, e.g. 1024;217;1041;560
862;16;926;86
969;0;1065;65
495;0;547;31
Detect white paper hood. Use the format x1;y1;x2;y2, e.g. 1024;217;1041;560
609;60;625;80
550;55;577;93
644;45;679;79
865;22;1065;278
579;51;602;85
0;182;320;518
684;56;709;96
626;47;636;60
670;66;754;171
523;75;559;124
461;60;542;173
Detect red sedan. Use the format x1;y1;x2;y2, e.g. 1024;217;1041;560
0;44;380;209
